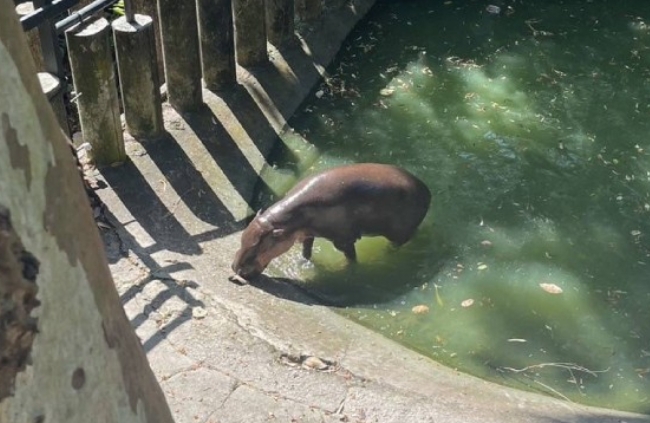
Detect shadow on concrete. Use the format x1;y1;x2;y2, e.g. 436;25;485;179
100;157;205;257
244;58;314;119
181;102;274;203
99;114;268;352
96;207;208;352
101;130;250;258
137;131;235;227
97;200;223;352
244;274;336;307
132;276;205;353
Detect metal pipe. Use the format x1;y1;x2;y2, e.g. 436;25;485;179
55;0;119;33
124;0;134;23
20;0;80;31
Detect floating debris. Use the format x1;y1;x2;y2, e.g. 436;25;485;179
539;282;563;294
412;304;430;314
434;284;444;307
461;299;475;308
486;5;501;15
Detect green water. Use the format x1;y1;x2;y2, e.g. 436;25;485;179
256;0;650;412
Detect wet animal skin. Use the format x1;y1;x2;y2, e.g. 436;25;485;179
232;163;431;279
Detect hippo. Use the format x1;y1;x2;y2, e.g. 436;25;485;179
231;163;431;279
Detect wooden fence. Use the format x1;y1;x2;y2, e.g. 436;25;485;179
16;0;337;166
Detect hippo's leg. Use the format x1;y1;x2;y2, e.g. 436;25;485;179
333;240;357;261
302;237;315;260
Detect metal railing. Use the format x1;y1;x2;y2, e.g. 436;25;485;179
20;0;121;31
19;0;120;78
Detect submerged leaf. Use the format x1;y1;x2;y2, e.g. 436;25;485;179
434;284;444;307
540;282;563;294
461;299;475;307
412;304;430;314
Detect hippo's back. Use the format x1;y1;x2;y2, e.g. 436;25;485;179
286;163;427;202
274;163;431;244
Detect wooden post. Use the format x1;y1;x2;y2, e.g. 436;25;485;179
266;0;294;47
233;0;268;66
66;18;125;166
197;0;237;91
112;14;164;138
157;0;203;112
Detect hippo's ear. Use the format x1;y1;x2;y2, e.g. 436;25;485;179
272;228;285;237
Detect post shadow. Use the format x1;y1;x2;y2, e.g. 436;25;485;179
97;207;208;353
217;84;284;152
141;305;196;352
239;54;320;121
216;84;303;204
241;274;332;306
138;131;238;228
179;103;274;206
128;278;202;330
100;158;204;256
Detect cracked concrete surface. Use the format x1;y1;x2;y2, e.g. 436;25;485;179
93;1;650;422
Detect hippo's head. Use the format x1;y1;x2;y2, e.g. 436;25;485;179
231;212;299;279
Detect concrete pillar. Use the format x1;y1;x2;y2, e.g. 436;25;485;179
130;0;165;83
37;72;70;137
32;0;66;80
295;0;321;21
112;14;164;138
198;0;236;91
233;0;268;67
266;0;294;47
15;2;45;72
66;18;125;166
157;0;203;112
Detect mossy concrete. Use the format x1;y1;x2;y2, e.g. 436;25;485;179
93;1;650;421
67;18;125;165
113;14;164;139
233;0;268;67
197;0;237;91
157;0;202;112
